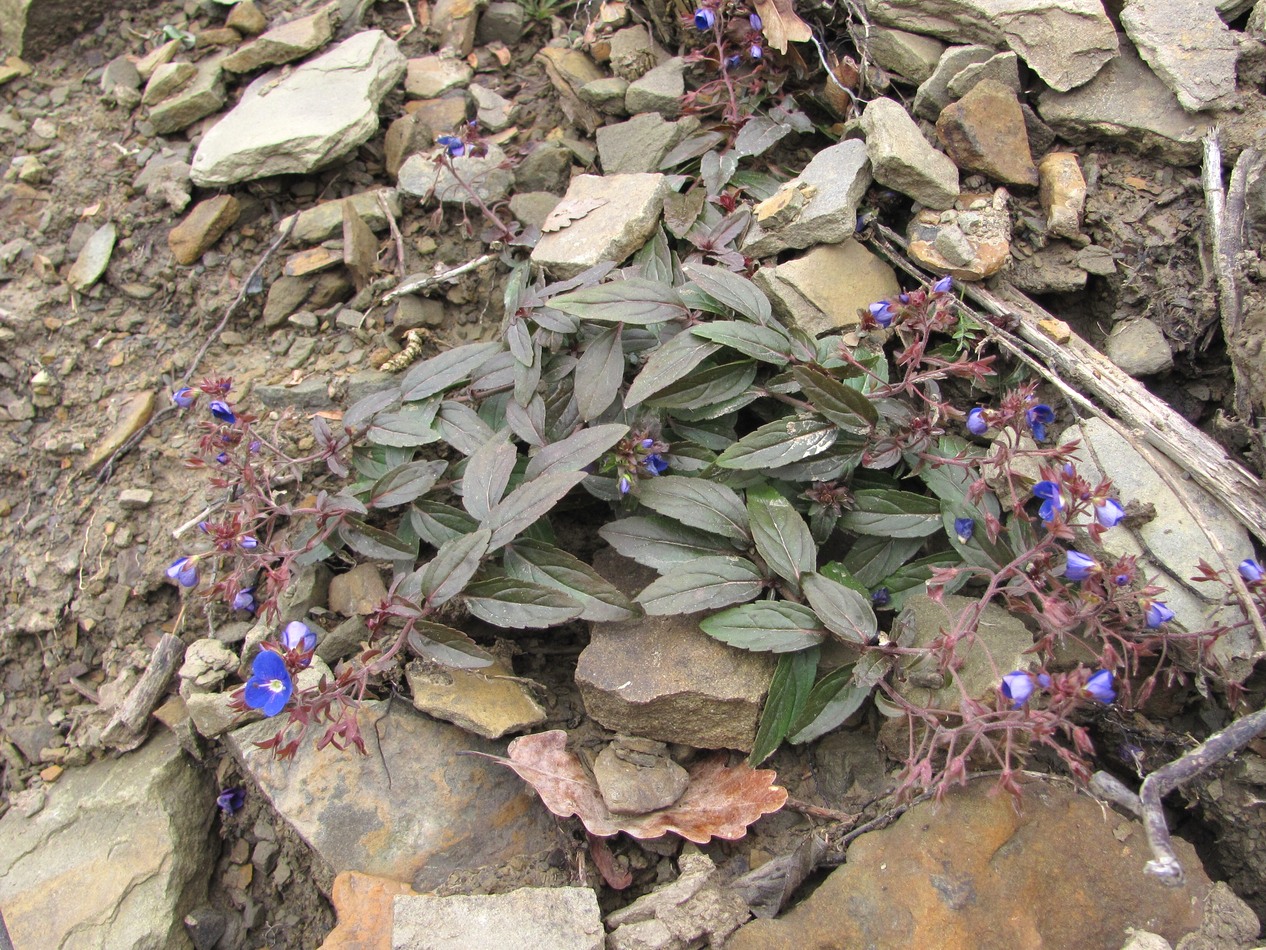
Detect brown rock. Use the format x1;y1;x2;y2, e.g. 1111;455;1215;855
404;55;472;98
328;564;388;617
284;246;342;278
1039;151;1087;239
936;79;1038;188
141;61;196;106
430;0;485;57
168;194;240;266
402;93;470;133
226;0;267;36
84;391;155;469
222;9;333;73
342;203;378;291
753;240;899;337
406;659;546;740
195;27;241;48
385;114;435;178
728;778;1217;950
319;871;416;950
907;190;1011;282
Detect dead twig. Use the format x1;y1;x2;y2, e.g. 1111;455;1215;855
99;633;184;752
377;190;407;279
381;253;497;303
1091;705;1266;885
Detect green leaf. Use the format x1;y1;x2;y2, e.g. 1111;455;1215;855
410;500;478;547
839;489;943;538
574;325;624;421
437;400;496;455
747;486;816;586
400;342;502;402
463;575;584;628
416;528;492;608
339;518;419;560
681;262;772;324
460;435;517;520
838;537;924;588
624;332;721;407
750;648;818;766
366;405;442;448
635;555;764;615
632;225;674;283
715;416;839;470
549;279;688;325
407;620;495;669
787;666;872;744
689;322;792;365
369;459;447;509
636;476;750;541
597;515;736;570
481;470;587;550
645;360;757;411
880;549;964;609
343;388;400;432
699;601;826;652
790;366;878;432
504;539;636;622
801;571;877;645
524;423;629;481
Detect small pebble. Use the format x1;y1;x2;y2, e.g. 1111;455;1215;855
119;488;154;510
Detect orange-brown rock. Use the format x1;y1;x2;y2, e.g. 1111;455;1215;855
167;194;240;266
728;778;1215;950
936;79;1038;188
318;872;416;950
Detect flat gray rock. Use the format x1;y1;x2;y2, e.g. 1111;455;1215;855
392;887;604;950
913;44;994;121
397;144;514;206
754;240;901;336
148;55;225;135
191;30;406;187
66;221;115;291
596;112;693;174
0;734;215;950
866;0;1118;92
860;26;946;85
1037;38;1213;164
861;96;959;209
1105;318;1173;376
1120;0;1238;113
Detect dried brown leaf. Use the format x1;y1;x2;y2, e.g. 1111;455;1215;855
484;730;788;842
752;0;811;53
542;197;609;233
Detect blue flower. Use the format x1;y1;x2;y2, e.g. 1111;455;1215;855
172;387;196;408
215;452;229;465
1239;559;1263;583
240;535;258;549
966;408;988;435
1065;550;1098;581
749;12;762;29
1112;571;1130;587
166;556;199;587
725;53;741;68
1145;602;1174;628
1025;403;1054;441
931;275;953;294
1000;671;1035;707
1032;481;1065;523
437;135;465;157
694;7;715;29
643;453;669;475
1095;499;1125;528
216;787;245;814
749;43;762;58
233;588;255;612
618;473;633;495
955;517;975;543
871;587;890;607
243;651;293;717
209;400;236;424
868;300;895;327
1084;669;1116;704
281;620;317;653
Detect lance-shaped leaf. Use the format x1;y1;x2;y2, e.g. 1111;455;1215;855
625;332;721;407
637;476;750;541
463;575;584;628
715;416;838;470
699;601;826;652
750;648;818;765
636;555;764;615
549;279;688;325
645;361;757;411
504;538;636;622
369;459;447;509
416;528;492;608
366;405;442;448
524;423;629;481
597;515;736;571
801;571;878;645
838;489;943;538
690;322;793;366
790;366;877;432
481;470;588;550
339;518;419;560
410;500;478;547
407;620;495;669
400;341;502;402
838;537;924;589
482;730;787;842
343;388;400;432
681;262;772;324
747;486;815;587
574;325;624;421
437;400;496;455
787;665;872;744
460;434;517;520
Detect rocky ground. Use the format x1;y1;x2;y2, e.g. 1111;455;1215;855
3;0;1266;948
